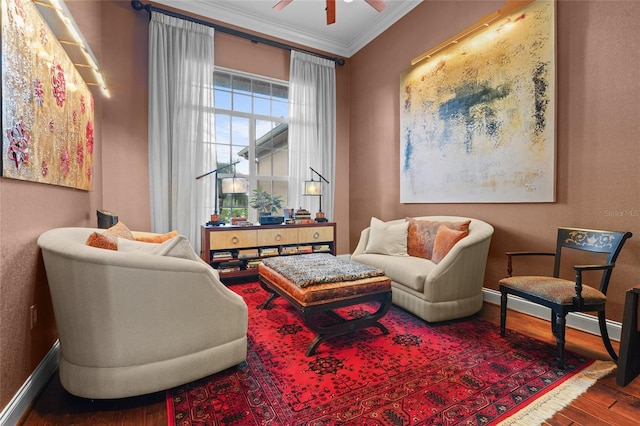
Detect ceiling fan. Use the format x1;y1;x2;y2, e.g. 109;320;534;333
273;0;386;25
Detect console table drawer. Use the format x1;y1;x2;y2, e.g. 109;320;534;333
209;230;257;249
299;226;334;243
257;228;298;246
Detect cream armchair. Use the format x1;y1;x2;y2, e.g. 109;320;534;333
38;227;248;399
351;216;494;322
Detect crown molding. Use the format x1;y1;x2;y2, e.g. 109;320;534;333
346;0;422;55
152;0;422;58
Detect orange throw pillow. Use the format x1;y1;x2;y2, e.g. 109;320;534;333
86;221;134;250
431;225;468;264
406;218;470;260
133;230;179;244
85;232;117;250
104;221;134;240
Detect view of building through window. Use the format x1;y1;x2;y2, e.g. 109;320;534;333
211;69;289;223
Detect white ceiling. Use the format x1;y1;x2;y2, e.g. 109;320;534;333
152;0;423;58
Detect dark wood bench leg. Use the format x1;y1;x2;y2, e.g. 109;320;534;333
617;287;640;386
258;277;280;309
303;293;392;356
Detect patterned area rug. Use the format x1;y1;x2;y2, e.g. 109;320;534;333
167;282;614;425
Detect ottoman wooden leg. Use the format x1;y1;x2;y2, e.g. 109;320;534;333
258;277;281;309
303;292;392;356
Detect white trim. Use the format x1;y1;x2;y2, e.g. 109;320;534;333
0;341;59;426
483;288;621;341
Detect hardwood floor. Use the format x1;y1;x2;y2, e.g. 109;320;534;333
481;304;640;426
19;303;640;425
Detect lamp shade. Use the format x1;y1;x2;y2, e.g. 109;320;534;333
304;180;322;195
221;177;249;194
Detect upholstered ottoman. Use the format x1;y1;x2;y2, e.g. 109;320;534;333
258;253;391;356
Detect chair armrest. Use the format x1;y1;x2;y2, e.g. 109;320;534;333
573;263;615;272
505;251;555;277
573;263;616;302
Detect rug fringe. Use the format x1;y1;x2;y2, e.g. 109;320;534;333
497;360;616;425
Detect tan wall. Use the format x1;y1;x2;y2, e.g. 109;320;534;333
100;0;151;232
348;0;640;322
0;0;105;409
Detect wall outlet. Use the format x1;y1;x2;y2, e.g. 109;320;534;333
30;304;37;330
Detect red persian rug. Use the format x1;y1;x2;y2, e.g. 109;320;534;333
167;282;614;425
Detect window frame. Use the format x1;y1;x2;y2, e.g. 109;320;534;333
211;67;289;224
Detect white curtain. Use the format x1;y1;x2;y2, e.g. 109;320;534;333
288;51;336;219
148;13;215;250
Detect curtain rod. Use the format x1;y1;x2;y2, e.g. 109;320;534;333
130;1;345;66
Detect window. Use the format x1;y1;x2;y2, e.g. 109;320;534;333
210;69;289;223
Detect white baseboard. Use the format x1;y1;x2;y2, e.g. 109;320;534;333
0;341;59;426
482;288;621;341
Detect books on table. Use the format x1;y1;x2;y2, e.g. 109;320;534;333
260;247;279;257
238;248;259;259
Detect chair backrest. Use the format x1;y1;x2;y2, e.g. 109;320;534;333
554;227;632;293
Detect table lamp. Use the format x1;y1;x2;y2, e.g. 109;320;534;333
196;161;247;225
221;173;249;219
303;167;329;222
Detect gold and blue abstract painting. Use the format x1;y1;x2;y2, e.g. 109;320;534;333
400;0;555;203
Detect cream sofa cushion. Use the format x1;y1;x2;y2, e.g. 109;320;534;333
118;235;202;262
353;253;434;292
364;217;408;256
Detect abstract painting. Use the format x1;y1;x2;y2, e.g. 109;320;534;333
2;0;94;190
400;0;555;203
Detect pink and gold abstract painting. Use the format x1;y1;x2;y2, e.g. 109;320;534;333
2;0;94;190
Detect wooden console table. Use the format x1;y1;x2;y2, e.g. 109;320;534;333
201;222;336;282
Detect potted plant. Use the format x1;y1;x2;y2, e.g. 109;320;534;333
250;185;284;224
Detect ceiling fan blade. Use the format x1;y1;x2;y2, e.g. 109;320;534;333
365;0;386;13
273;0;293;11
326;0;336;25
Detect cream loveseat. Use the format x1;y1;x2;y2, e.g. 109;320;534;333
38;227;248;399
351;216;494;322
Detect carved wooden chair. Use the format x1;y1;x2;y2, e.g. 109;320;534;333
499;227;632;369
